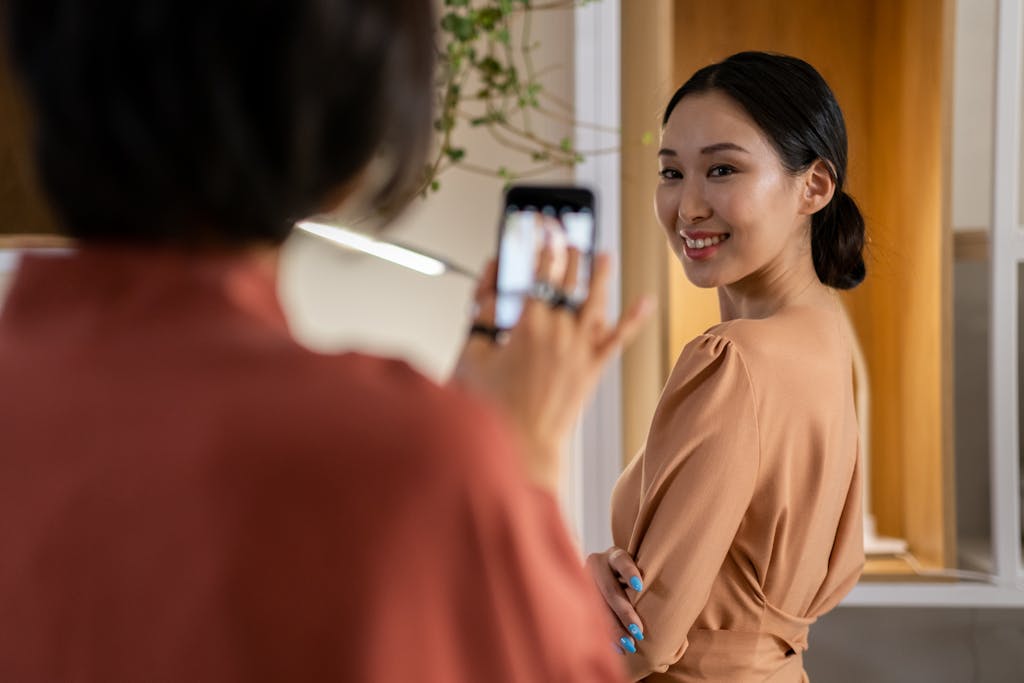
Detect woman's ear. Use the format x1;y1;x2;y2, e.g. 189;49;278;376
799;159;836;216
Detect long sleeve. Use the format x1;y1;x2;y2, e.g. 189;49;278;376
621;334;760;680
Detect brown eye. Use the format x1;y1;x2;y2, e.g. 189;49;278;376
659;168;682;180
708;165;736;178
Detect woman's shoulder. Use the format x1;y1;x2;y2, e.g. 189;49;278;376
701;305;847;364
684;305;851;402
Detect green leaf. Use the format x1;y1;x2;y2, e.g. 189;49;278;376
431;179;441;192
440;12;459;33
559;137;573;152
441;13;477;41
445;147;467;162
453;16;477;41
641;130;655;146
477;8;503;30
477;56;502;76
445;0;470;5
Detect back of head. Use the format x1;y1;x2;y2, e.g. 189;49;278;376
2;0;436;246
664;51;866;290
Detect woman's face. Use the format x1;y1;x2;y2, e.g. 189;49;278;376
654;90;812;290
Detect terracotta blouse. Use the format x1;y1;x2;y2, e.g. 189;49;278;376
0;247;624;683
611;305;865;682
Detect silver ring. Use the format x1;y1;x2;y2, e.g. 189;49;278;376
528;280;559;304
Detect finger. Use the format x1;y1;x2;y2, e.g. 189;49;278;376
540;214;569;283
517;243;556;328
590;555;645;638
578;252;612;324
475;259;498;298
560;247;582;300
462;260;500;352
606;593;645;641
596;296;656;361
472;259;498;326
534;240;556;285
604;608;629;656
608;548;645;592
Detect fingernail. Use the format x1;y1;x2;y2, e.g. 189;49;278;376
630;576;643;592
619;636;637;653
628;623;644;640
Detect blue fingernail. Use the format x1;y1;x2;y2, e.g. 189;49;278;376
628;623;644;640
619;636;637;653
630;576;643;592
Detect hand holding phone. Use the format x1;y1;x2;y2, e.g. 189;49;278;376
495;185;597;330
452;185;654;493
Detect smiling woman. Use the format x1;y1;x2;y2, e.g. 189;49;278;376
586;52;866;682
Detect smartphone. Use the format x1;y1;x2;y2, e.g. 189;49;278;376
495;185;597;330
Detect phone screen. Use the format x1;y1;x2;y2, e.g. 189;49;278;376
495;188;596;330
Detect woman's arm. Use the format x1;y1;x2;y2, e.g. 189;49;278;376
612;335;761;679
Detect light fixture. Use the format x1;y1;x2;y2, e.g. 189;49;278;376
296;221;475;279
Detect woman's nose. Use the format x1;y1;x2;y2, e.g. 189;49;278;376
677;184;711;225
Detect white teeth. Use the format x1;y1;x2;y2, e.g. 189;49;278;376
681;233;728;249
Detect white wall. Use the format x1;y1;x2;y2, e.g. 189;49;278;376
952;0;998;231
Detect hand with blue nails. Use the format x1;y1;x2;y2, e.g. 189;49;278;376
585;546;646;655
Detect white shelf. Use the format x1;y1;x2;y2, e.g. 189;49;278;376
844;582;1024;608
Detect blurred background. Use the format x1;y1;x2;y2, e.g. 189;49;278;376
2;1;1023;680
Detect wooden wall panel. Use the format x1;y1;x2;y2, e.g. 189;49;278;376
0;41;55;234
624;0;956;569
620;1;675;459
861;0;955;569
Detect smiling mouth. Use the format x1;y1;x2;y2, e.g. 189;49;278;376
679;232;730;249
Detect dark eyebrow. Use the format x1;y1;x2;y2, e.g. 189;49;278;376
700;142;749;155
657;142;750;157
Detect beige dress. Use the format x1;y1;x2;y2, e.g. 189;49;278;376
611;305;865;682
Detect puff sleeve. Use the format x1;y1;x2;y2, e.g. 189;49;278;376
620;334;760;679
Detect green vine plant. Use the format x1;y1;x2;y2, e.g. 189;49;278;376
425;0;615;194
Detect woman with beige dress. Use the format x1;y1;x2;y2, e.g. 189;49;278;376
586;52;866;682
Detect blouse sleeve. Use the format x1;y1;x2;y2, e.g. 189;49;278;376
623;334;760;679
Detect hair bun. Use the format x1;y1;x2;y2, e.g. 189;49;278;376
813;190;866;290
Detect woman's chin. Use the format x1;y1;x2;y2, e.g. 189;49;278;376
680;263;726;289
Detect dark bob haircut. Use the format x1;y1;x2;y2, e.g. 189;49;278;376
2;0;436;245
664;51;866;290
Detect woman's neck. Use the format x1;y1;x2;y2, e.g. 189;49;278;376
717;251;834;322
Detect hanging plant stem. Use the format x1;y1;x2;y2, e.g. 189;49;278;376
423;0;611;195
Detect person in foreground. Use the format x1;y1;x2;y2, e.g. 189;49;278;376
586;52;867;682
0;1;650;681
